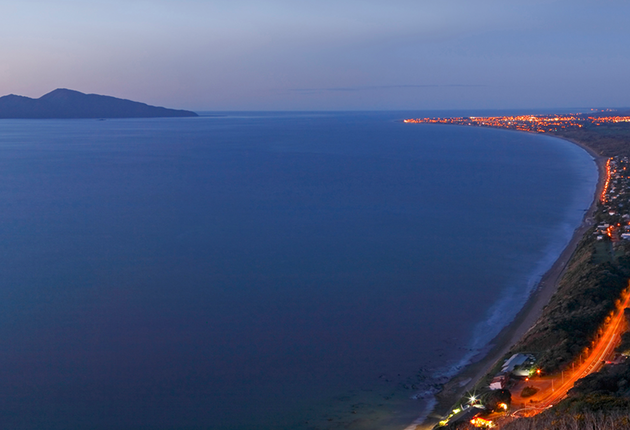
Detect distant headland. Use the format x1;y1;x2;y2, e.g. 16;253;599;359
0;89;198;119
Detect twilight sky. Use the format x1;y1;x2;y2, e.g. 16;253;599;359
1;0;629;111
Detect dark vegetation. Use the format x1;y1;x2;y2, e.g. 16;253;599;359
0;88;198;118
501;410;630;430
484;389;512;412
520;386;538;398
557;360;630;412
551;121;630;158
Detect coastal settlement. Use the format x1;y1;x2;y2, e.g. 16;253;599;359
405;111;630;430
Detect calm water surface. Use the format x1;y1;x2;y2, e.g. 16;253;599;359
0;112;596;429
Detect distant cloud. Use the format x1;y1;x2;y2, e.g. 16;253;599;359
289;84;486;94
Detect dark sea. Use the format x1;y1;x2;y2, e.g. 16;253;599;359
0;112;597;430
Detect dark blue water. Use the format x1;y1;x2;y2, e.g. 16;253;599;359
0;112;596;429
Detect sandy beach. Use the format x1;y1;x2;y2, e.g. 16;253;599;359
420;135;608;429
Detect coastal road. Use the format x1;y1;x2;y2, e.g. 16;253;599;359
539;286;630;407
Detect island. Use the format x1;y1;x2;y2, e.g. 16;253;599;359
0;88;198;119
405;111;630;429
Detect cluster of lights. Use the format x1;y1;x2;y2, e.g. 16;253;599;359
439;394;510;427
589;116;630;125
403;114;630;134
598;156;630;242
438;394;482;426
470;417;494;428
602;158;613;202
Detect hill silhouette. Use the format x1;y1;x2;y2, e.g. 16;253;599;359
0;89;198;118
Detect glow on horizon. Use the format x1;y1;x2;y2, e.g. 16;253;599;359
2;0;630;110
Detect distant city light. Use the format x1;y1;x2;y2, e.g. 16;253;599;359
404;113;630;134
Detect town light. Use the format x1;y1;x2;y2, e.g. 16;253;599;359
470;417;494;428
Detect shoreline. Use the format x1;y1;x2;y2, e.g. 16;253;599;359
419;131;607;429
